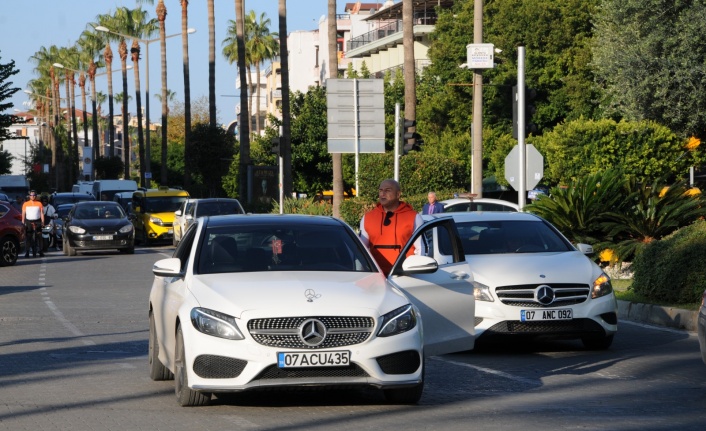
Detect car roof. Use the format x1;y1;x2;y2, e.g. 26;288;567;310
440;197;519;210
424;211;542;223
195;198;241;203
202;213;347;228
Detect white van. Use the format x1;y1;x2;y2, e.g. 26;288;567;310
92;179;138;201
71;181;94;196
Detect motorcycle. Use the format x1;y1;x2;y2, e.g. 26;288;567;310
41;221;54;251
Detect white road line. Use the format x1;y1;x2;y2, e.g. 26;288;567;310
432;356;539;386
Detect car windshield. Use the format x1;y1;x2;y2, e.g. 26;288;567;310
74;204;126;219
57;205;74;218
438;220;573;255
196;223;375;274
145;196;186;213
196;201;243;217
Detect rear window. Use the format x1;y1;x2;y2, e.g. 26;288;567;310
196;201;244;217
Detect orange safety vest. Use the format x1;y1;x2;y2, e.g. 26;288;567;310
364;202;417;275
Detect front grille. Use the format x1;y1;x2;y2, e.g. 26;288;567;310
376;350;420;375
193;355;247;379
483;318;605;336
495;283;590;307
254;364;369;380
74;239;128;248
248;316;374;349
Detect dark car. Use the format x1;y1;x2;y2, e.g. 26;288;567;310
50;192;96;208
182;198;245;234
63;201;135;256
0;200;25;266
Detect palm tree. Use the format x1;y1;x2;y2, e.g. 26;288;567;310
223;18;253;126
208;0;217;127
234;0;250;200
181;0;193;189
78;29;105;180
279;0;291;197
328;0;342;218
157;0;169;186
246;10;279;136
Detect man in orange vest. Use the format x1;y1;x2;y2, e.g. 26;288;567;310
359;179;423;276
21;190;45;258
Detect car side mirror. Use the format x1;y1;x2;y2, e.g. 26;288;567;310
153;257;183;278
398;255;439;275
175;210;182;216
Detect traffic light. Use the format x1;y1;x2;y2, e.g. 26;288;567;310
512;86;538;139
271;136;280;155
402;119;423;154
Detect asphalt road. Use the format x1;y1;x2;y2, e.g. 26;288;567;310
1;246;705;431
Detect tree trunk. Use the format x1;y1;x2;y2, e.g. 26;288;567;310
119;38;130;180
236;0;250;201
328;0;342;218
158;0;168;186
181;0;192;189
79;72;89;181
132;40;146;187
279;0;291;197
208;0;216;127
105;44;115;158
403;0;416;163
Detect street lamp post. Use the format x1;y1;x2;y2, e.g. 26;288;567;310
95;25;196;188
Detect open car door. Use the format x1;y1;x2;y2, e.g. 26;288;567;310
388;217;475;356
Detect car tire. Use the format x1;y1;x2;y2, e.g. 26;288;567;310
142;230;151;247
383;362;424;404
582;333;614;350
175;325;211;406
65;237;77;257
0;236;19;267
149;312;174;381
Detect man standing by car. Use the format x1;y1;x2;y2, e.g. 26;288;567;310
21;190;44;257
422;191;445;215
360;179;423;276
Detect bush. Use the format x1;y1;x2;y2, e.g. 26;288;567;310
631;220;706;304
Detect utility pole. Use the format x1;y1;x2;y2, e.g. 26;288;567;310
472;0;484;197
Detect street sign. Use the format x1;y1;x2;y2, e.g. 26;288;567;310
326;79;385;153
466;43;495;69
504;144;544;191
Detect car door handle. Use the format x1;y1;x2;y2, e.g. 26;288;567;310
450;271;470;280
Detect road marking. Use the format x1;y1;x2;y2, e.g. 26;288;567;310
432;356;540;386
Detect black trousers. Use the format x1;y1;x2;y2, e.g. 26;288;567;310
24;219;41;255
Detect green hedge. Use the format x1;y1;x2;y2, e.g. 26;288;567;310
631;220;706;304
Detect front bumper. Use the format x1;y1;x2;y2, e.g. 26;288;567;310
65;232;134;250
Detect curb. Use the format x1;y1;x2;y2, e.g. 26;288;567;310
617;300;698;332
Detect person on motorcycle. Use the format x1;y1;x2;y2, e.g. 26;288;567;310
40;195;57;249
21;191;45;258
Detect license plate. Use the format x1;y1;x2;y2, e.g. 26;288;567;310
521;308;572;321
277;351;350;368
92;235;113;241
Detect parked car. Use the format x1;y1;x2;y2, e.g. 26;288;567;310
441;196;519;213
50;192;96;208
53;203;75;251
173;198;198;247
423;211;617;349
131;187;190;245
0;192;10;202
180;198;244;237
63;201;134;256
148;214;475;406
0;200;25;266
698;290;706;365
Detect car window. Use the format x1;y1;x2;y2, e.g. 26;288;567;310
443;202;471;213
196;223;375;274
74;204;126;219
473;202;516;212
196;201;244;217
145;196;186;213
455;220;573;255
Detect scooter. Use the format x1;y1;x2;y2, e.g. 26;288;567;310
41;221;54;251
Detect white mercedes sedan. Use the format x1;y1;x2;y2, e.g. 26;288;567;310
149;214;475;406
423;212;618;350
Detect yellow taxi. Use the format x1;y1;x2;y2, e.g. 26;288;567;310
131;187;189;245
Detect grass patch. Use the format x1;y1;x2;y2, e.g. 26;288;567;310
611;279;700;310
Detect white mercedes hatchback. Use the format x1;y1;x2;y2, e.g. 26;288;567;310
149;214;475;406
423;212;617;350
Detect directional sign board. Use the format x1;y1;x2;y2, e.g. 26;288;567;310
504;144;544;191
466;43;495;69
327;79;385;153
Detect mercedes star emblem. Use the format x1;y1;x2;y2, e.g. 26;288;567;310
299;318;327;346
536;285;555;305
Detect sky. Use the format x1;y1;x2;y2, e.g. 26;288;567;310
0;0;346;125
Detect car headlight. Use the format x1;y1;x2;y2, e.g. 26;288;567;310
473;281;494;302
119;224;133;233
68;226;86;234
591;273;613;299
190;308;244;340
377;304;417;337
149;216;164;226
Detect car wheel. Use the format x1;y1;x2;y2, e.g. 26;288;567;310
175;325;211;406
149;311;173;381
142;230;151;247
65;237;77;257
582;333;614;350
383;362;424;404
0;236;19;267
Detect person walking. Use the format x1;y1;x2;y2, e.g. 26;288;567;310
359;179;423;276
21;190;45;257
422;191;445;215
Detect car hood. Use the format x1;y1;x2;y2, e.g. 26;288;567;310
468;251;603;287
188;271;408;319
148;212;175;222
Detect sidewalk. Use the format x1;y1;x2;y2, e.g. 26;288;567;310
617;300;699;332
